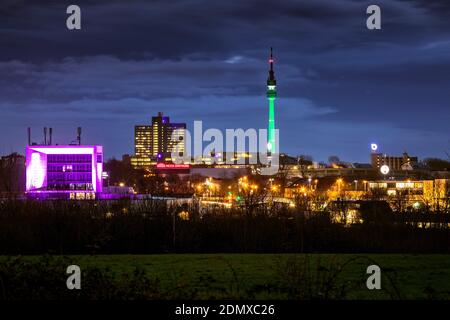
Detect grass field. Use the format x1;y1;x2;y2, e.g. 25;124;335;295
2;254;449;300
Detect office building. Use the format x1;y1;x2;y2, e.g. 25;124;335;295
132;112;186;168
26;145;103;200
0;152;26;194
371;152;418;171
368;178;449;210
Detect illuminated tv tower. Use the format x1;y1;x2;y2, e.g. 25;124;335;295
267;47;277;154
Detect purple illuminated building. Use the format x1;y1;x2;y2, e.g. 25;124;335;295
26;145;103;200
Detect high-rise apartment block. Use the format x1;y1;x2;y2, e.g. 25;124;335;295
132;112;186;168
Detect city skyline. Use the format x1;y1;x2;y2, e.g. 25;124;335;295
1;0;450;162
2;1;450;307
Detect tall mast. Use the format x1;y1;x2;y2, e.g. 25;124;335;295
267;47;277;154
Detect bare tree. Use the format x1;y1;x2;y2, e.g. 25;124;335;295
390;189;409;213
328;155;341;166
238;176;269;216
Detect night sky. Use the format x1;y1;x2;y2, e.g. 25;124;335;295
1;0;449;162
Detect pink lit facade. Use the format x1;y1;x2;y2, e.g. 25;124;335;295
26;145;103;199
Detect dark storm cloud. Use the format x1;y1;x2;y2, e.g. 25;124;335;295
0;0;444;60
0;0;449;160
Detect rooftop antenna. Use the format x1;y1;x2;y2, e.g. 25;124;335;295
49;127;53;145
44;127;47;145
77;127;82;145
27;127;31;146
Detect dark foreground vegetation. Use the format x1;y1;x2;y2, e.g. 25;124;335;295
1;254;449;300
0;199;449;254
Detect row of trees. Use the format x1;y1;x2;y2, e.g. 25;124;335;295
0;199;449;255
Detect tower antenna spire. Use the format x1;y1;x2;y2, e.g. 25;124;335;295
266;47;277;154
268;47;276;84
270;47;273;70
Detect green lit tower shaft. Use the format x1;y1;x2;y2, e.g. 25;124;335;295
267;47;277;154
